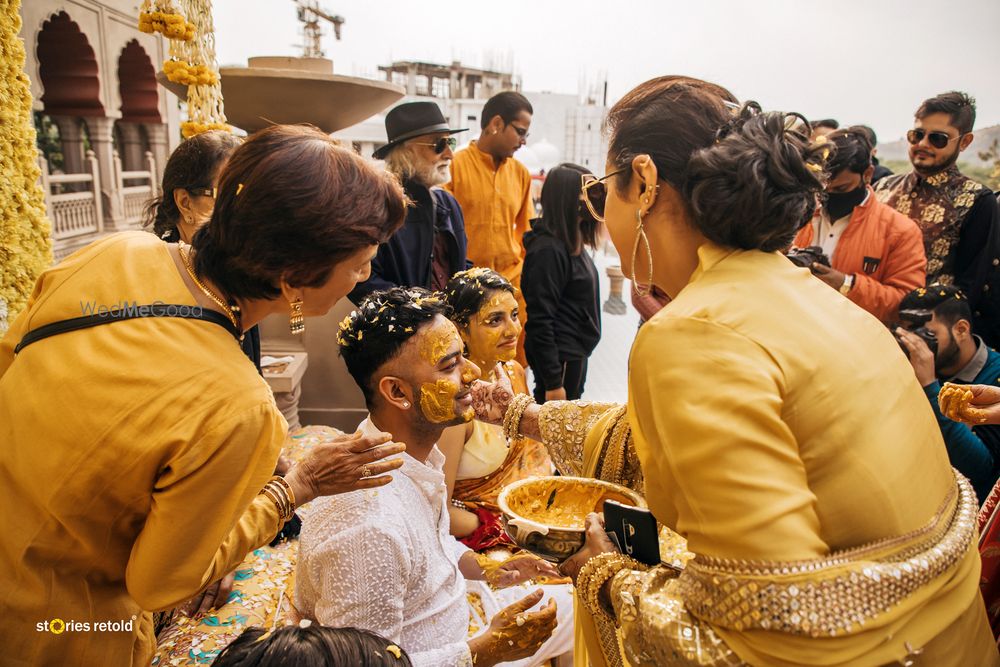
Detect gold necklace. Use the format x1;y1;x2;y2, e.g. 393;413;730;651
177;242;241;333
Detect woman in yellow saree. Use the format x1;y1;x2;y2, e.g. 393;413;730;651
471;76;998;666
440;268;553;550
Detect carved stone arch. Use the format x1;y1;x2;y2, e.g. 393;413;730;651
117;39;161;124
36;11;104;117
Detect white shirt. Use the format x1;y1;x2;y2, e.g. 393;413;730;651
812;190;871;257
296;418;575;667
296;417;474;666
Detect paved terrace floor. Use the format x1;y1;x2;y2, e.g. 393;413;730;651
526;242;641;404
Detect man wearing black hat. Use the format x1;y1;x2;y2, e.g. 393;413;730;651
349;101;471;304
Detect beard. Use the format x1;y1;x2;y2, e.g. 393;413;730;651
417;160;451;187
934;331;962;374
911;143;961;177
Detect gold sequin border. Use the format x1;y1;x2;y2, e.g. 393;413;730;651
676;474;976;637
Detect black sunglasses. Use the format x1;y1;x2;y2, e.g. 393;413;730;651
413;137;458;154
907;128;965;150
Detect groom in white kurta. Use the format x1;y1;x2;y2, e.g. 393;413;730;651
296;288;573;667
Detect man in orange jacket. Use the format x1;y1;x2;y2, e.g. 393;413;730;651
792;127;926;323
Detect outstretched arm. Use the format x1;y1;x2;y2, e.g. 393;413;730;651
470;364;618;476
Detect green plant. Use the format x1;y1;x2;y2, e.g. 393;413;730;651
978;139;1000;190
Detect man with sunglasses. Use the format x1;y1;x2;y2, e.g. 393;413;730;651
446;91;535;365
349;102;471;304
875;91;1000;344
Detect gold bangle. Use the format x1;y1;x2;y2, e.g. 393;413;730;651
503;393;534;441
512;394;534;439
261;485;291;523
271;475;296;511
259;477;295;523
576;552;646;621
501;394;521;440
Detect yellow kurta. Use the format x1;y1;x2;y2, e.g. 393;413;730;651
616;242;996;665
0;232;285;666
446;141;534;365
446;141;533;280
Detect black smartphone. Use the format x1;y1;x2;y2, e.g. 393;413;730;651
603;500;660;566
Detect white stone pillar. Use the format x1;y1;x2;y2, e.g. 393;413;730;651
116;122;146;172
83;116;125;229
49;115;86;176
145;123;170;183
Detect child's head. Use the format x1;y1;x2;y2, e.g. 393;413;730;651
212;624;413;667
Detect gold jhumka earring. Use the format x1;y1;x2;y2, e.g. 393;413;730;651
631;202;654;297
289;298;305;334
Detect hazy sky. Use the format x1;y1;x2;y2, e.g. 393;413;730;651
213;0;1000;144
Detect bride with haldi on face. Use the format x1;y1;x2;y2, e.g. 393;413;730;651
439;268;553;550
471;75;998;667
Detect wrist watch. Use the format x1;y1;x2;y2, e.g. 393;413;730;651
839;273;855;295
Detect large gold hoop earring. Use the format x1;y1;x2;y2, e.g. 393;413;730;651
289;298;305;335
631;208;654;296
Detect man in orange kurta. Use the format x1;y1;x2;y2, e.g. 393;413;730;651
793;127;926;323
446;92;534;365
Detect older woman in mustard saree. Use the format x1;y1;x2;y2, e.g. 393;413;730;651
472;76;998;667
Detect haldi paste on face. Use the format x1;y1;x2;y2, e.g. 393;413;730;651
467;291;521;371
419;379;472;423
419;321;461;366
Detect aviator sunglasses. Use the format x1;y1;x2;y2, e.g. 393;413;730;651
413;137;458;154
906;128;966;150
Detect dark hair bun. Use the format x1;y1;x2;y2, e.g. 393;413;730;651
685;105;828;253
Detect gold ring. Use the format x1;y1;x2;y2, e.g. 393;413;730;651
361;464;372;478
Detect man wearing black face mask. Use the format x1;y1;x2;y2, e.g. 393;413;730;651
791;127;926;323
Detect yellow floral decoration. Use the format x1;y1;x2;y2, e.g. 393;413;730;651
0;0;53;336
149;0;230;139
138;11;195;41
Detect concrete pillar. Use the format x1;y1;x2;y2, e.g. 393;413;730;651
145;122;170;183
604;265;627;315
116;122;145;171
83;116;125;229
406;64;417;96
49;115;85;176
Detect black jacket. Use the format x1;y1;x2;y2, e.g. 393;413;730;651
349;179;470;304
871;157;893;185
522;219;601;391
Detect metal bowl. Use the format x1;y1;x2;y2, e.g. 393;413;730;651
497;476;646;563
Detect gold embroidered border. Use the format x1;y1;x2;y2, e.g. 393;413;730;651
676;473;976;637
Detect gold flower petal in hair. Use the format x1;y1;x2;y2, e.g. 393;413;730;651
386;645;403;659
236;183;244;195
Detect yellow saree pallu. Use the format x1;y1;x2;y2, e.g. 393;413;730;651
453;422;554;551
453;432;554;516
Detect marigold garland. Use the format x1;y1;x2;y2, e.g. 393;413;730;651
153;0;230;139
138;9;195;41
0;0;53;336
162;59;218;86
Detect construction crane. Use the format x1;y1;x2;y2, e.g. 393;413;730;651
293;0;344;58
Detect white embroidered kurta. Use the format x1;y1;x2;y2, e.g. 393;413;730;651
296;418;574;667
